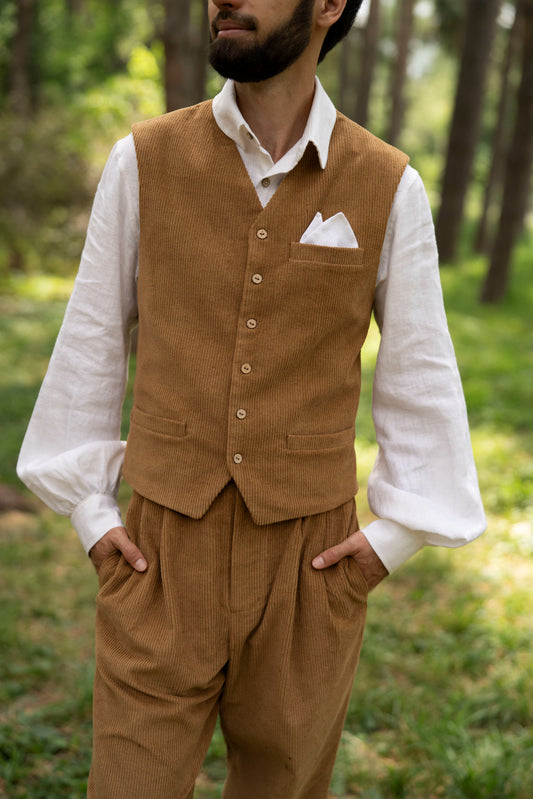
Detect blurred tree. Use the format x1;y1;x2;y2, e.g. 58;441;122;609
354;0;381;127
475;3;522;254
162;0;208;110
481;0;533;302
433;0;465;53
8;0;36;116
386;0;416;145
65;0;84;13
435;0;501;263
338;25;355;114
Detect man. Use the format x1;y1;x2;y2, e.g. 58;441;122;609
18;0;486;796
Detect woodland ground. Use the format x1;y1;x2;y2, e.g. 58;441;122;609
0;239;532;798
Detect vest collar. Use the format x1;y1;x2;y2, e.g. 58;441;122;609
212;76;336;172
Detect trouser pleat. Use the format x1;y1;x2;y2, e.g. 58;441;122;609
88;484;368;798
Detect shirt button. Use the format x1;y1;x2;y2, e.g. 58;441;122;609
257;228;268;240
261;177;271;188
246;318;257;329
252;273;263;284
241;363;252;374
236;409;247;420
233;453;243;464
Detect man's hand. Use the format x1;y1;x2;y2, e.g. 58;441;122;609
89;526;148;574
312;529;388;591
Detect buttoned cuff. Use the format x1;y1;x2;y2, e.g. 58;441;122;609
361;519;425;574
70;493;125;554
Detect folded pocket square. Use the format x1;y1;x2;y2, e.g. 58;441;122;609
299;212;359;248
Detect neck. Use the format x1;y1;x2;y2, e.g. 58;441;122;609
234;63;317;163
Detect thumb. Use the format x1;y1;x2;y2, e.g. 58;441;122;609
111;526;148;572
312;534;359;570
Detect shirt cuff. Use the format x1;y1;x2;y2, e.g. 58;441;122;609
70;493;125;554
361;519;425;574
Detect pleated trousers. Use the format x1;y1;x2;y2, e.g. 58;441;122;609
88;482;368;799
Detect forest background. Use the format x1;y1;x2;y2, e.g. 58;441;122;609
0;0;532;797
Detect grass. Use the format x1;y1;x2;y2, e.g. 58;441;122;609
0;234;532;797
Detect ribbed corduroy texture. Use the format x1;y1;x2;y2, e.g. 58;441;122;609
89;484;368;798
122;102;409;524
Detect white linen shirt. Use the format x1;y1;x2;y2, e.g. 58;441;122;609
17;78;486;572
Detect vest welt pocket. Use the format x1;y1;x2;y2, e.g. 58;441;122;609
130;406;187;438
289;241;365;267
286;427;354;451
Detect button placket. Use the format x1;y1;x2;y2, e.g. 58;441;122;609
229;221;270;471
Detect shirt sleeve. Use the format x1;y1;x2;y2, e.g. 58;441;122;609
17;134;140;554
361;165;487;573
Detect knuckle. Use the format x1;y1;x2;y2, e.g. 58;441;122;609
325;549;341;566
125;543;141;562
110;527;128;547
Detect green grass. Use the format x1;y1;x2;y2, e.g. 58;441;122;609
0;234;532;797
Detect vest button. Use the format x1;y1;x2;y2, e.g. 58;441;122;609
246;318;257;329
241;363;252;374
252;273;263;284
236;409;247;420
256;228;268;240
233;453;243;464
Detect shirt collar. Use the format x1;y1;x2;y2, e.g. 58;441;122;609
212;76;336;171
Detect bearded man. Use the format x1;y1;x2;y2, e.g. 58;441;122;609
18;1;486;796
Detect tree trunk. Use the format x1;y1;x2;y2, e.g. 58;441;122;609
163;0;199;111
435;0;501;263
338;32;353;115
193;0;209;103
65;0;84;14
9;0;36;117
481;0;533;303
354;0;381;128
386;0;416;145
475;7;522;254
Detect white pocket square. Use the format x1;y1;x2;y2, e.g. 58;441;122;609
299;212;359;248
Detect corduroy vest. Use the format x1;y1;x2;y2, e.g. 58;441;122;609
122;101;409;524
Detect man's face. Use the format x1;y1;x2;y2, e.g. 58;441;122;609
208;0;316;83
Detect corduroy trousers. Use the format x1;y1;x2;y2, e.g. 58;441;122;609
88;482;368;799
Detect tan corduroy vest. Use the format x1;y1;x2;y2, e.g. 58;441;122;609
122;101;409;524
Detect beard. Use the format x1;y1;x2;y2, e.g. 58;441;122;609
209;0;315;83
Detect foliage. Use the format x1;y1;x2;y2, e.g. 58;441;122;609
0;0;157;103
0;0;164;275
0;111;90;276
1;0;530;287
0;511;95;798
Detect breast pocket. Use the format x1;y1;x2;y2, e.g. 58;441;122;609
286;242;379;322
289;241;366;268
